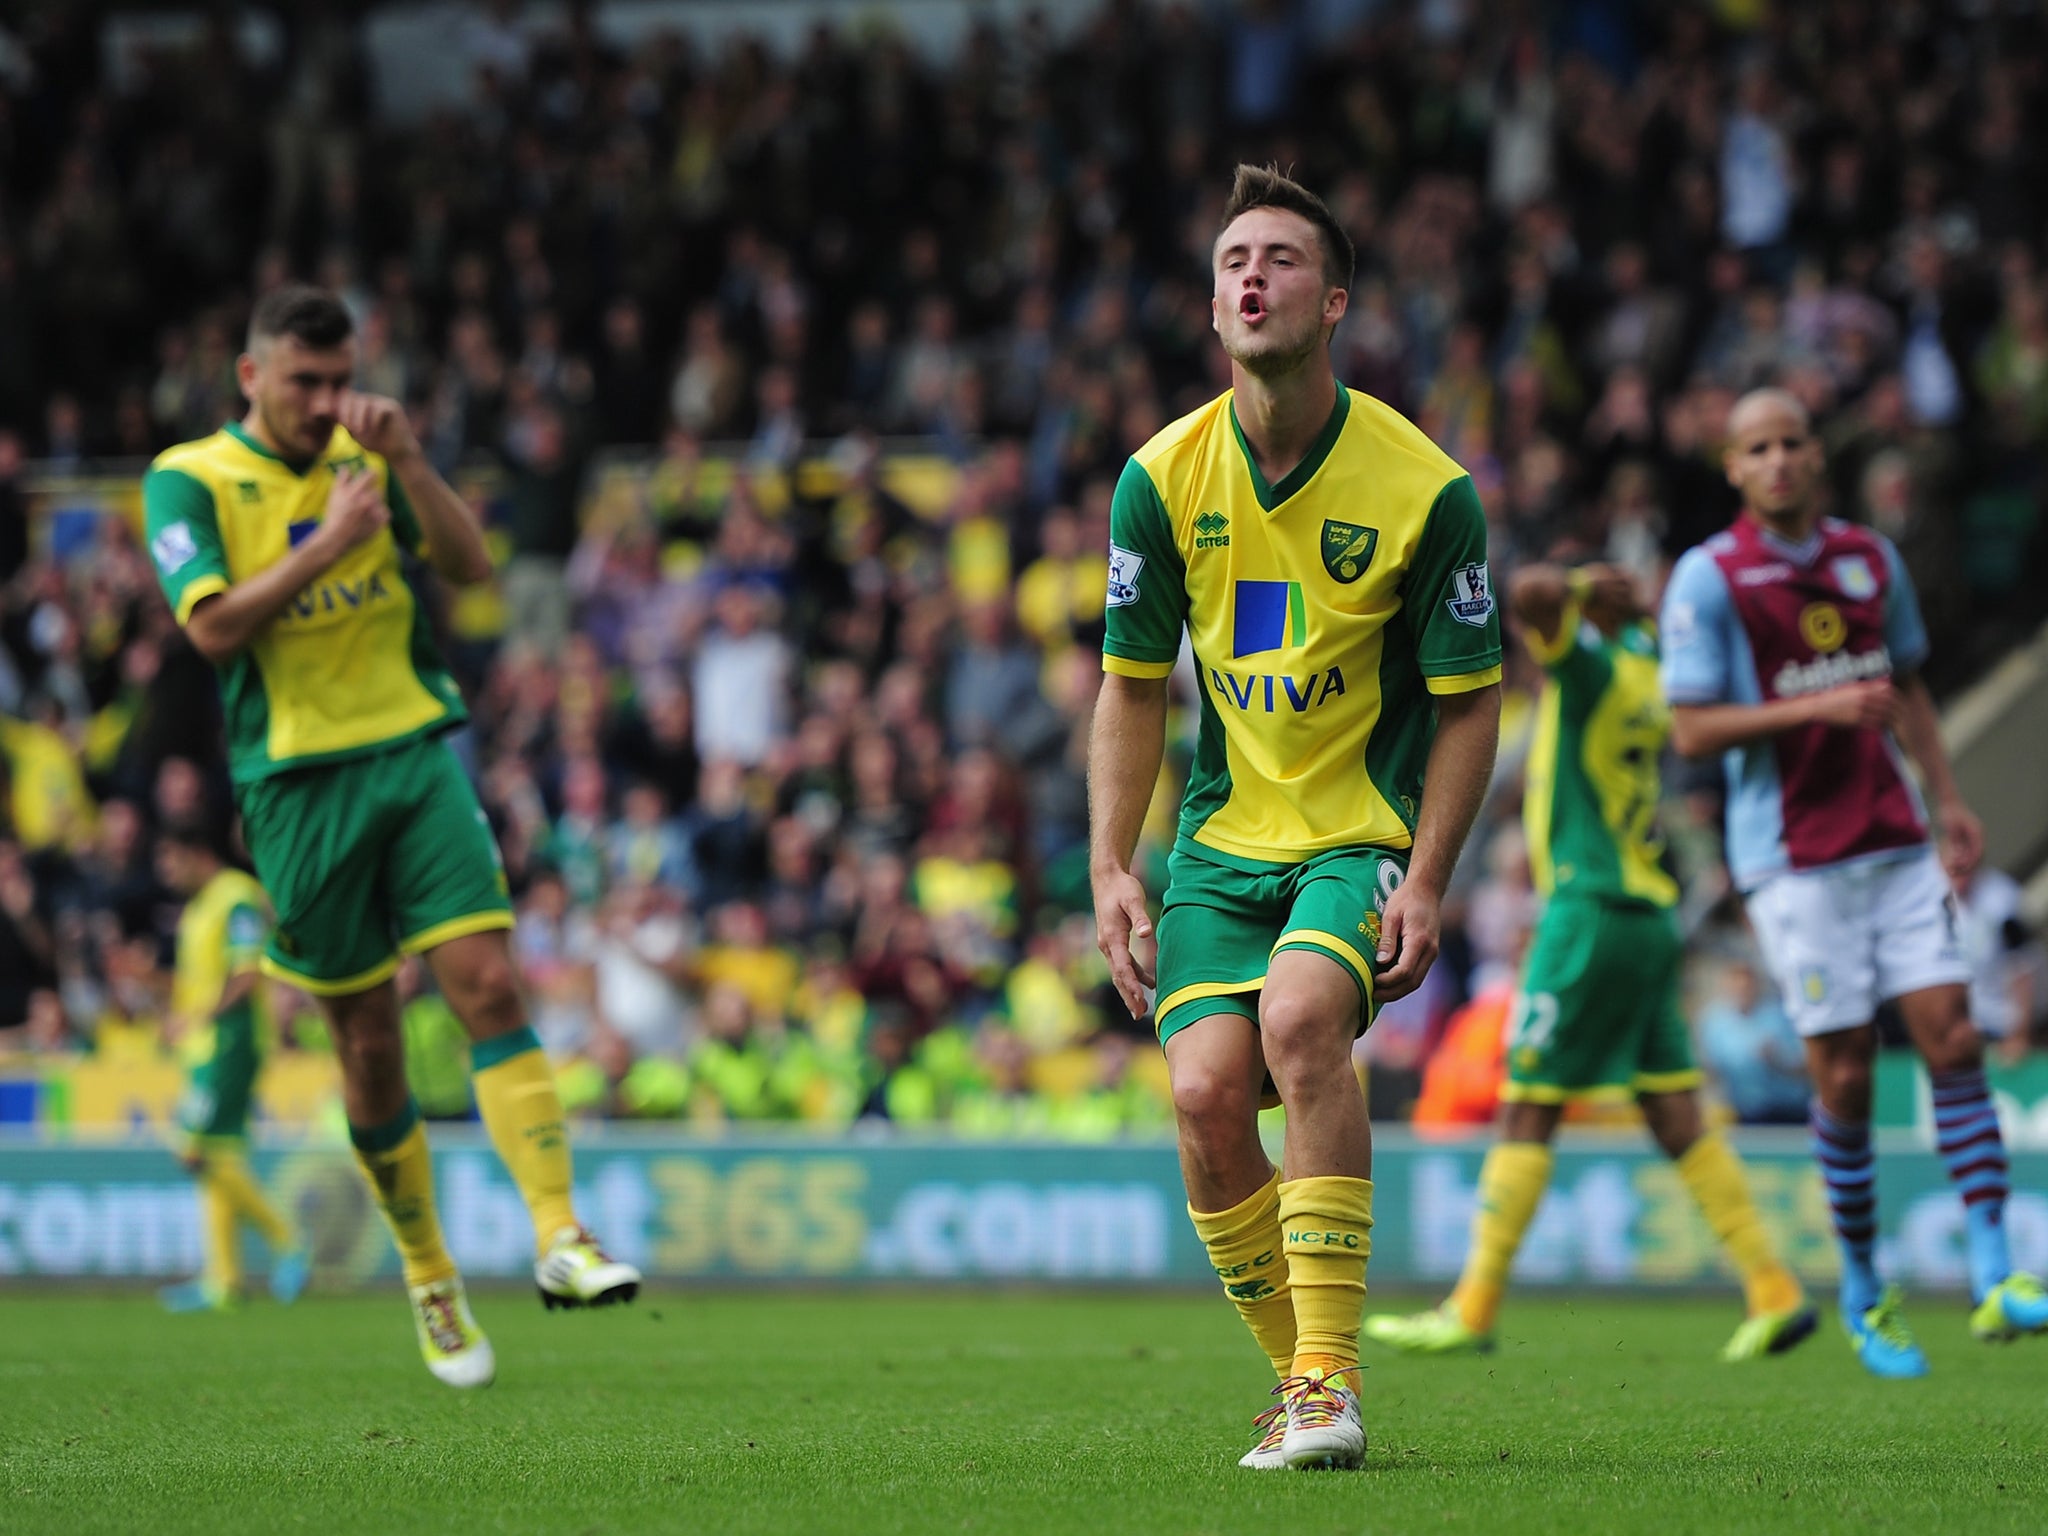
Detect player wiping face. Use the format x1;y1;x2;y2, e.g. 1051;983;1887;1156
243;330;355;463
239;328;403;518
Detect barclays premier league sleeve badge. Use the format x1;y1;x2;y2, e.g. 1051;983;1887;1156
1106;542;1145;608
1446;561;1495;626
151;521;199;575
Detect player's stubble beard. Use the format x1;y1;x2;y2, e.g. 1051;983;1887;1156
258;389;336;463
1748;462;1822;540
1219;308;1328;381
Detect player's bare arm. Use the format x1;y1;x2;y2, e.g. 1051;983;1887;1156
1087;671;1169;1018
211;969;263;1025
336;389;493;587
181;467;391;663
1376;683;1500;1002
1668;680;1897;758
1509;562;1634;648
1891;670;1985;878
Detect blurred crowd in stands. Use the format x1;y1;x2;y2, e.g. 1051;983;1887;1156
0;0;2041;1134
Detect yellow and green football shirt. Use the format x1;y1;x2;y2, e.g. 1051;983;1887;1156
143;423;467;784
1522;602;1678;908
1103;382;1502;867
174;866;271;1031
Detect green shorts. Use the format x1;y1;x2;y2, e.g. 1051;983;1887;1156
238;735;512;997
179;1007;260;1143
1504;895;1701;1102
1153;843;1405;1045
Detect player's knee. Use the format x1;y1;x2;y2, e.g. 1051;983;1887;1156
1815;1049;1871;1105
328;990;398;1038
1257;990;1350;1073
448;952;525;1032
1923;1012;1983;1075
331;1012;405;1077
473;959;524;1022
1641;1097;1701;1158
1170;1063;1257;1138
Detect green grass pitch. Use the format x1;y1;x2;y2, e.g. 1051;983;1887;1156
2;1289;2041;1535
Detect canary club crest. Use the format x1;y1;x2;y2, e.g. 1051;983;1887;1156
1321;520;1379;584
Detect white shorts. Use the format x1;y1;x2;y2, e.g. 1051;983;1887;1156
1743;849;1969;1038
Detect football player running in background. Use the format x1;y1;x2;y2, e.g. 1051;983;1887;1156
1366;557;1813;1362
155;818;309;1314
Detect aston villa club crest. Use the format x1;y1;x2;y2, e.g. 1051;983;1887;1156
1831;554;1878;601
1321;520;1378;584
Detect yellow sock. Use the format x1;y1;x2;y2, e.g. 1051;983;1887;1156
1676;1130;1804;1316
1188;1168;1297;1378
1447;1141;1553;1335
472;1027;578;1254
197;1159;242;1296
350;1099;458;1287
207;1146;295;1251
1279;1175;1373;1383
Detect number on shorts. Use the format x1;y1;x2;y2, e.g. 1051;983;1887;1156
1508;991;1560;1054
1375;860;1404;912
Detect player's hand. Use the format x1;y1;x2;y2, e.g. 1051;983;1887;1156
1935;796;1985;881
335;389;421;462
1806;679;1896;731
1578;563;1639;627
1092;867;1157;1020
317;465;391;557
1373;879;1440;1005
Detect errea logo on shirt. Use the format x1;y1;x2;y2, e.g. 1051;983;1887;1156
1194;510;1230;548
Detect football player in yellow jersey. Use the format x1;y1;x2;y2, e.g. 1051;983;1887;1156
154;819;309;1314
144;287;636;1388
1363;558;1814;1364
1089;167;1504;1471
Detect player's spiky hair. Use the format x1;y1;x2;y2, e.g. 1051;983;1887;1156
247;284;354;353
1217;164;1356;290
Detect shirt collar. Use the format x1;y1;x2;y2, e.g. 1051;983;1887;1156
1755;519;1825;567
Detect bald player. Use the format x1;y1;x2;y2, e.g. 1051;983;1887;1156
1659;388;2048;1376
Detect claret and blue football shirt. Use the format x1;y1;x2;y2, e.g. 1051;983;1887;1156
1659;514;1930;890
